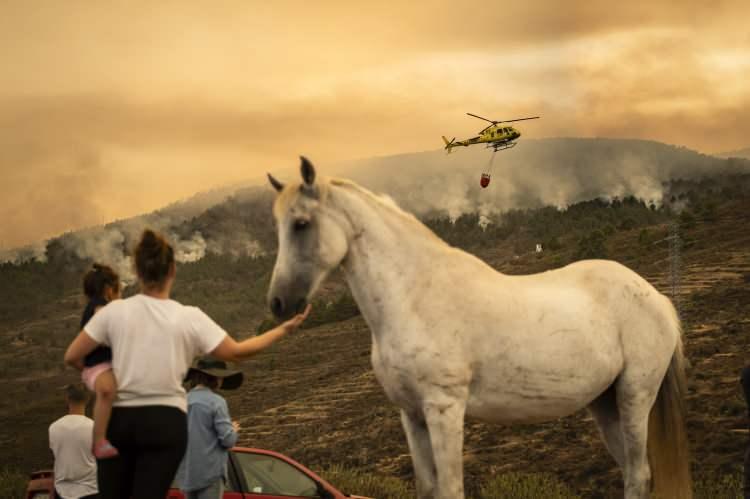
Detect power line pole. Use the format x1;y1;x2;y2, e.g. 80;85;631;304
668;220;683;323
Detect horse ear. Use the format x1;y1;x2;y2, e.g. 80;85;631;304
300;156;316;186
267;173;284;192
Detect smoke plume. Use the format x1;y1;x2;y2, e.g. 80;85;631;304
333;138;750;219
2;138;748;271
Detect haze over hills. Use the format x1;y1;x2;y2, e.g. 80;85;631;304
3;138;749;285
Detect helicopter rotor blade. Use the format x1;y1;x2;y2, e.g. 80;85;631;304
498;116;540;123
467;113;498;124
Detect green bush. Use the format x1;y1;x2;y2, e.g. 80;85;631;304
638;228;651;246
679;210;697;229
0;467;26;499
256;317;278;334
576;230;607;259
302;292;360;329
319;464;413;499
619;217;638;230
478;472;581;499
693;472;743;499
316;468;583;499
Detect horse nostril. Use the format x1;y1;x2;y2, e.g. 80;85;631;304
271;297;283;317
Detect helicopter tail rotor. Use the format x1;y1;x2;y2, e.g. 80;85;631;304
442;136;456;150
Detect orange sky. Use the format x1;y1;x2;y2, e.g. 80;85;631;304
2;0;749;248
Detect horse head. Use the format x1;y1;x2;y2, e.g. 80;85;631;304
267;157;349;319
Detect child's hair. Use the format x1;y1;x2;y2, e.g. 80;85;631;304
65;383;89;404
188;371;219;390
83;263;120;300
134;229;175;288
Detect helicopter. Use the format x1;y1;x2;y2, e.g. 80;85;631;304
442;112;540;188
442;113;540;153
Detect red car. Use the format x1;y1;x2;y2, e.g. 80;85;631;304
26;447;372;499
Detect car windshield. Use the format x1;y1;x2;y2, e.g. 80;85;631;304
234;452;320;497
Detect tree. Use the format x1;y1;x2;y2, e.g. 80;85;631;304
576;230;607;259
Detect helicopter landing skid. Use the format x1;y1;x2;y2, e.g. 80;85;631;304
488;141;517;152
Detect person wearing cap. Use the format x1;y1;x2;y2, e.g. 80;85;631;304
176;357;244;499
49;384;99;499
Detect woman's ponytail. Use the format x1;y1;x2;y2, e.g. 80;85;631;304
134;229;174;288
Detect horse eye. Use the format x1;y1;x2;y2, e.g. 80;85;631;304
293;219;310;232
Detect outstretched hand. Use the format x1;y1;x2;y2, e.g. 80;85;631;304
282;304;312;333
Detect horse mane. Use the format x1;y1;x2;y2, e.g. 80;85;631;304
328;178;445;244
273;176;444;244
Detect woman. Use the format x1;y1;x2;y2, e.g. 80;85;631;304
64;229;310;499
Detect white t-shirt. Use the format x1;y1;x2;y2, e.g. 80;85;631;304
49;414;98;499
84;294;228;412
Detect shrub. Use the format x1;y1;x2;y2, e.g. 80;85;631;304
302;292;360;329
0;467;26;499
693;472;743;499
545;236;563;251
619;217;638;230
478;472;581;499
638;228;650;246
318;464;413;499
679;210;697;229
256;317;278;334
576;230;607;259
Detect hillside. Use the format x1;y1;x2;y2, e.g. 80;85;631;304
4;137;748;272
718;147;750;160
226;175;750;498
0;150;749;496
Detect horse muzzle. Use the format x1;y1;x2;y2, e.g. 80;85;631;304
269;295;308;320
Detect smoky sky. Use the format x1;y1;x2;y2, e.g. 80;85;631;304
1;0;749;248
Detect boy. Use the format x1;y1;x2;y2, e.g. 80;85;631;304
49;384;99;499
178;357;244;499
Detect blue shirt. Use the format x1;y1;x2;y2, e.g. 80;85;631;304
176;387;238;492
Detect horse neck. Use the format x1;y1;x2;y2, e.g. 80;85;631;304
327;184;446;330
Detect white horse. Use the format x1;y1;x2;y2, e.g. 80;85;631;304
266;158;692;499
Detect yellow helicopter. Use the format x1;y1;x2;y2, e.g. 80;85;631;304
442;113;540;153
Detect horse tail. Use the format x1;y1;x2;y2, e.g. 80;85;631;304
648;307;692;499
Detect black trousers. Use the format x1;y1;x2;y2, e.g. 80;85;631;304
54;491;98;499
97;405;187;499
741;367;750;499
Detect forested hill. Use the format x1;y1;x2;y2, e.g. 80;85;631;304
1;158;749;495
4;138;748;272
1;138;748;333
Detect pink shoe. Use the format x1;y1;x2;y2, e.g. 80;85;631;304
93;439;119;459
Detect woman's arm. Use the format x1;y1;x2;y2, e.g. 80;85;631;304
64;331;100;371
211;305;311;362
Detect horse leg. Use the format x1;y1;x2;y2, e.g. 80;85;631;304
588;384;625;468
400;410;437;499
423;396;467;499
617;377;660;499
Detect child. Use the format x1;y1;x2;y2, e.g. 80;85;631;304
178;357;243;499
80;263;121;459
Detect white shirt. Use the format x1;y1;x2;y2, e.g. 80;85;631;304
84;294;228;412
49;414;98;499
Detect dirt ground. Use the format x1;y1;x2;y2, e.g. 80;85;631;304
1;201;748;498
225;209;750;498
